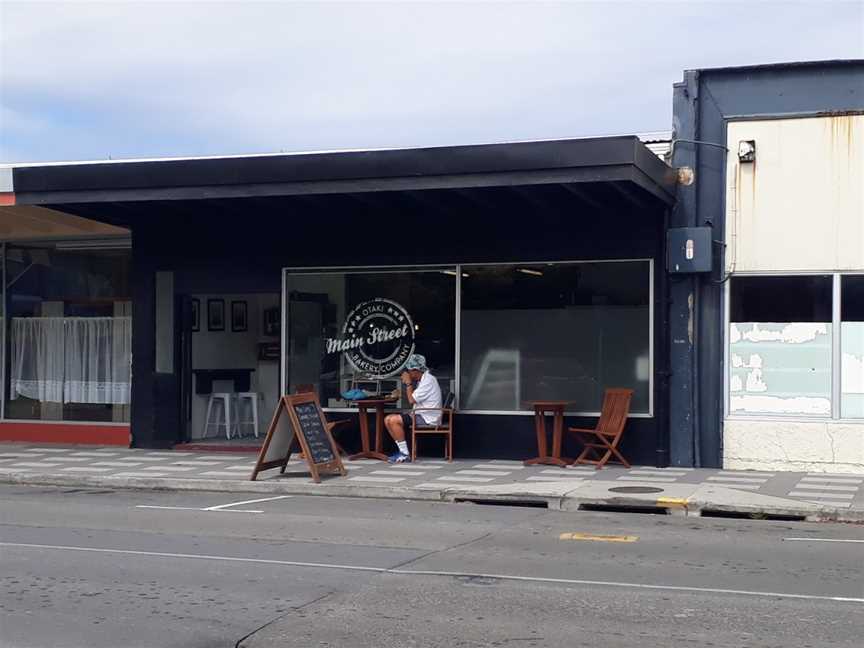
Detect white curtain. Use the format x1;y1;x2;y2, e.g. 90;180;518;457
10;316;132;405
10;318;65;403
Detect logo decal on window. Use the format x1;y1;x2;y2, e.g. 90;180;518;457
325;298;415;378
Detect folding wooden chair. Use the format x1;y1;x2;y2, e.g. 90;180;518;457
567;388;633;469
411;392;455;462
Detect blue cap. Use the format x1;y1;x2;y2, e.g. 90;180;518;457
405;354;427;371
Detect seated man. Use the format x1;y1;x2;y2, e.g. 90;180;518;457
384;354;442;463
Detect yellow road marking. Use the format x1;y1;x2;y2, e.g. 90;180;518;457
656;497;689;508
559;532;639;543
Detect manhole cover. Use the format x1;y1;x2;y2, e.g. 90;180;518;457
608;486;664;494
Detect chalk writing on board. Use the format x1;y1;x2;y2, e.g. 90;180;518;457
294;401;335;464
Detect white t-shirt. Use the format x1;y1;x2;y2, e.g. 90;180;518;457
413;371;442;425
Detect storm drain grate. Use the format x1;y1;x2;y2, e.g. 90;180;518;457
455;498;549;509
700;509;807;522
607;486;665;494
578;503;670;515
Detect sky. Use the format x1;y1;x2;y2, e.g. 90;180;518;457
0;0;862;163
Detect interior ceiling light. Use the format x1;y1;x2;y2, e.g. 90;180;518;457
516;268;544;276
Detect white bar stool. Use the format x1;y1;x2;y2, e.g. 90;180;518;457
203;392;234;439
234;392;260;438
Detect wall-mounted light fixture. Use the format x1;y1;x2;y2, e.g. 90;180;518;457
516;268;543;277
738;140;756;163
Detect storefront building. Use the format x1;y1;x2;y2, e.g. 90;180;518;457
1;136;676;464
2;60;861;472
671;59;864;472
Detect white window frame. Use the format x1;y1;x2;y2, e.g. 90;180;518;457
723;270;864;422
282;258;655;418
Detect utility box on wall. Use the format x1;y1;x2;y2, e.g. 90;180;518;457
667;227;713;273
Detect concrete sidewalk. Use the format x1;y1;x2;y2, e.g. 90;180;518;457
2;442;862;522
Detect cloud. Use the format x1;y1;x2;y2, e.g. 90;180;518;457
1;0;862;162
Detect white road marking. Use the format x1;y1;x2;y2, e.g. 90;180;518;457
526;476;585;482
434;476;495;483
707;476;767;483
146;452;185;456
717;471;775;478
800;477;863;484
111;472;167;477
25;448;71;453
10;462;62;468
629;470;687;477
0;453;32;458
136;505;203;511
203;495;292;511
541;469;593;476
454;470;511;477
789;491;855;500
91;461;143;467
616;476;677;483
390;463;441;470
199;471;253;478
141;466;195;472
224;465;258;470
473;463;524;470
172;461;225;466
3;542;862;604
784;537;864;544
70;452;119;457
792;484;860;492
62;467;113;473
370;470;426;476
47;457;90;463
347;476;405;483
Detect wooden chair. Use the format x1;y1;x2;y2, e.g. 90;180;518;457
411;391;455;462
294;384;349;455
567;388;633;469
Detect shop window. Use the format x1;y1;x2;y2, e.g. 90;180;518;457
4;246;132;423
729;275;832;417
284;269;456;408
841;275;864;418
459;261;651;413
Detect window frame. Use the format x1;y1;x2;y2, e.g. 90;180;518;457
282;258;655;418
723;270;864;422
0;239;133;426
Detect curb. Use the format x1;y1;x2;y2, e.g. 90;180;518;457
3;472;862;523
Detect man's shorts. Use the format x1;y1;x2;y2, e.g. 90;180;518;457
401;413;414;430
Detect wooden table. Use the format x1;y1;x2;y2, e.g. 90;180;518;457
349;397;398;461
524;400;574;467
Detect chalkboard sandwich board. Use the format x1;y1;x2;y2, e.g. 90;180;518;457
251;393;347;483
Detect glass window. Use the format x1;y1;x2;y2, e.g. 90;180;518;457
841;275;864;419
729;275;832;417
4;245;132;423
284;269;456;408
459;261;651;413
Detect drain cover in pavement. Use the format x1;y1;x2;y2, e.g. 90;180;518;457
608;486;664;494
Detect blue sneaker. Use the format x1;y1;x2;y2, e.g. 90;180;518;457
388;452;410;463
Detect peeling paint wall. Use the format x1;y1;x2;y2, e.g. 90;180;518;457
729;323;831;416
724;419;864;474
726;115;864;273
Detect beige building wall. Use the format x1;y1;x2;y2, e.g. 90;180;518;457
723;115;864;474
725;115;863;273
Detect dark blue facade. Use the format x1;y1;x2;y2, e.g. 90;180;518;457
668;60;864;467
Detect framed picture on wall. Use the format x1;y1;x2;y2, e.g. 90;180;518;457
191;298;200;332
207;299;225;331
231;301;248;332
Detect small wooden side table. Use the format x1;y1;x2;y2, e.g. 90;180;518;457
524;400;574;467
349;398;397;461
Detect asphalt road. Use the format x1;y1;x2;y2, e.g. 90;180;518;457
1;484;862;648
